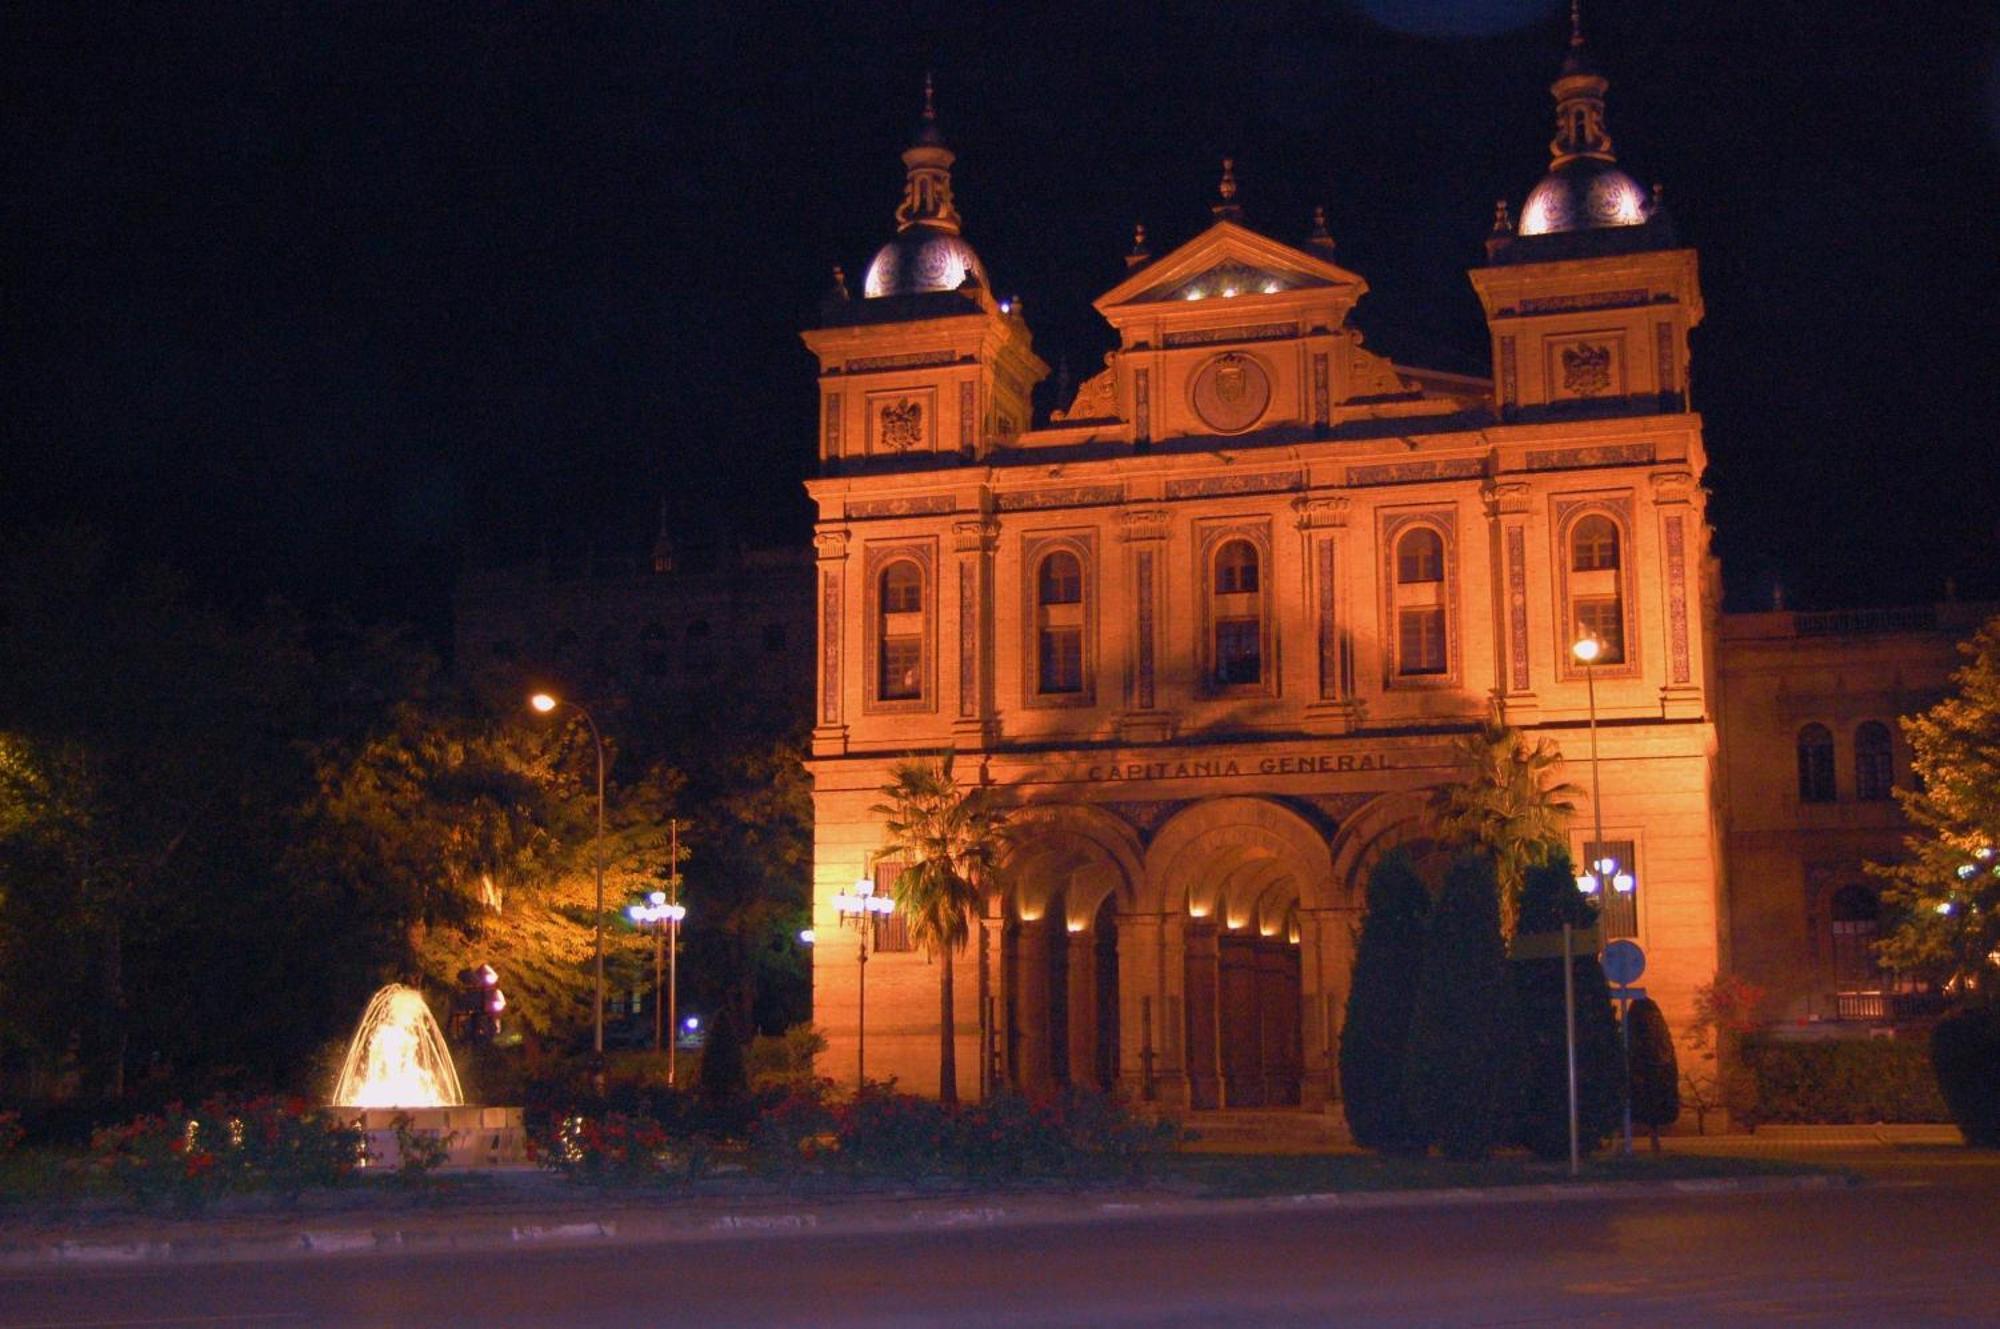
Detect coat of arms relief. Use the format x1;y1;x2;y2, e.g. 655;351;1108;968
1560;342;1614;396
879;399;924;451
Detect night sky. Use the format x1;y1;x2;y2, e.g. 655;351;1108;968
8;1;1997;639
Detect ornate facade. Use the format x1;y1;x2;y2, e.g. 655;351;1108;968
803;29;1728;1108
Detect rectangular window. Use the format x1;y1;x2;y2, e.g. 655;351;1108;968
1397;607;1446;675
1039;627;1083;693
870;860;914;953
1215;617;1261;685
879;636;922;699
1585;839;1639;939
1574;598;1624;663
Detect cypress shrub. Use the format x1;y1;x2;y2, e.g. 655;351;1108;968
1340;850;1432;1154
697;1010;751;1130
1626;997;1680;1151
1404;853;1521;1160
1930;1007;2000;1145
1508;851;1621;1159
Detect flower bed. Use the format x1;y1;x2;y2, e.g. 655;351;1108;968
87;1096;365;1210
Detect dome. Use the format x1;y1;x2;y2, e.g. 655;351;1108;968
1518;157;1651;237
863;229;987;298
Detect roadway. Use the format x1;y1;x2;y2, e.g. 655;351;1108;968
5;1156;1996;1327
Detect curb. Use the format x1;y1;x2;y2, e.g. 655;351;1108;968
0;1173;1849;1272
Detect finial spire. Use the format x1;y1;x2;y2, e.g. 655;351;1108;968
894;74;961;233
1309;204;1335;252
1491;198;1515;234
1125;222;1151;269
1211;157;1244;222
830;264;850;301
1549;6;1614;166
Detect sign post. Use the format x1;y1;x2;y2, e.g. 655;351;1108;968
1602;940;1647;1158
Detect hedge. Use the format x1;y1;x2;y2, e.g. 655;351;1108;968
1737;1036;1949;1124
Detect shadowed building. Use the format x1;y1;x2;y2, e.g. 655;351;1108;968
802;29;1726;1107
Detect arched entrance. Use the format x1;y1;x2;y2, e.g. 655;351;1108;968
1146;799;1336;1110
1000;807;1140;1095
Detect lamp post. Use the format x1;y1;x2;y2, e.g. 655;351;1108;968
531;692;607;1060
1569;634;1638;1157
831;875;895;1087
627;891;687;1065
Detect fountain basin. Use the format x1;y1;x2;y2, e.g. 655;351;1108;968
348;1105;527;1169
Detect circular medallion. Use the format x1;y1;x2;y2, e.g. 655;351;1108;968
1190;353;1271;434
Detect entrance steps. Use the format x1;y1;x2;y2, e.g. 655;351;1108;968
1179;1108;1355;1154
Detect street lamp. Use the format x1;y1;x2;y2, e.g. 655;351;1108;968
627;890;687;1072
1569;633;1639;1157
831;874;895;1087
530;691;607;1060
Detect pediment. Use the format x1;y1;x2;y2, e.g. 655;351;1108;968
1096;221;1368;313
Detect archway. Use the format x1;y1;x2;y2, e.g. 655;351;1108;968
999;806;1140;1095
1147;799;1333;1110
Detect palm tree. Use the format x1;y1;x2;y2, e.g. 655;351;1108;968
1428;706;1583;938
870;751;1010;1104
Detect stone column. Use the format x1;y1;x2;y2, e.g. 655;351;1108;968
812;529;850;753
1013;917;1053;1094
1066;926;1097;1090
1119;912;1163;1102
1184;919;1220;1110
952;516;998;744
1484;479;1540;726
1653;468;1704;719
1117;508;1172;743
1295;495;1359;733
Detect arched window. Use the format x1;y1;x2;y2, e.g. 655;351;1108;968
1396;528;1443;584
1572;515;1619;571
1568;514;1625;664
1797;723;1836;803
1830;884;1882;992
1035;550;1085;695
1854;721;1893;801
1210;540;1261;686
1394;528;1447;676
1214;540;1259;594
877;560;924;700
881;562;922;613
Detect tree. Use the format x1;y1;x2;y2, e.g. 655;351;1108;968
1508;852;1621;1160
1429;707;1583;938
1403;853;1521;1160
870;751;1011;1105
1340;850;1432;1154
1625;996;1681;1153
1869;612;2000;999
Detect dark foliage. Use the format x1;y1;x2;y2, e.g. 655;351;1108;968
697;1009;751;1127
1930;1008;2000;1144
1509;852;1621;1159
1735;1036;1949;1125
1404;853;1521;1160
1340;850;1432;1154
1625;997;1680;1148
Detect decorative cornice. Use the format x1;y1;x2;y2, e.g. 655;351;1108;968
1292;495;1351;530
952;517;999;552
1119;507;1171;543
1482;479;1533;517
1165;469;1302;500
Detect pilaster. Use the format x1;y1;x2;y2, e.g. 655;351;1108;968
1484;478;1541;726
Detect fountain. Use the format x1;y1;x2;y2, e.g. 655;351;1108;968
334;984;523;1167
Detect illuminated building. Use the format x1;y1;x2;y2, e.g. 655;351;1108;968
802;28;1723;1106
